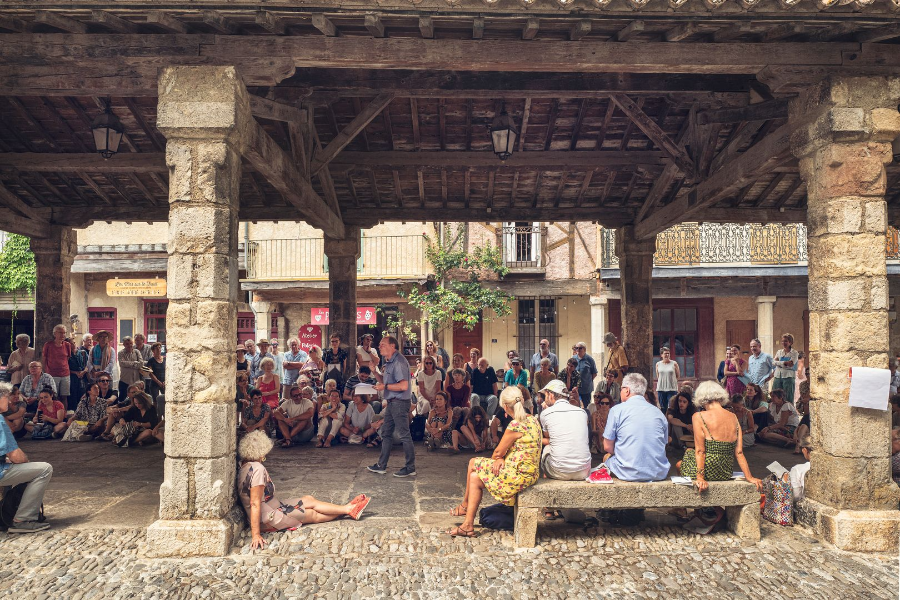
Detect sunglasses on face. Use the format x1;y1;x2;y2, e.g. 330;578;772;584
600;402;611;406
99;380;110;383
424;362;434;366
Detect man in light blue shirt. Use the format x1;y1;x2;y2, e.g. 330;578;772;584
368;336;416;478
745;338;776;388
603;373;670;482
281;338;309;399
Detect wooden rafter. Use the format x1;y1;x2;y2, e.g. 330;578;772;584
311;93;394;175
518;98;531;153
610;94;694;177
392;169;404;208
91;10;139;33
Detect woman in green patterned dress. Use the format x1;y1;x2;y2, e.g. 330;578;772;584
447;386;541;537
678;381;763;494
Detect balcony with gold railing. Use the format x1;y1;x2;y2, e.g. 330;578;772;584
600;223;900;269
245;234;429;281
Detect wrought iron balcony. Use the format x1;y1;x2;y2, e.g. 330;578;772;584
245;234;428;281
601;223;900;269
501;224;548;271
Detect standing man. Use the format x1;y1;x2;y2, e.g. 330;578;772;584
529;338;559;382
41;325;72;408
772;333;799;405
7;334;35;387
0;382;53;533
250;339;274;383
745;338;776;389
368;336;416;478
603;333;629;385
573;342;598;409
281;338;309;400
270;338;285;383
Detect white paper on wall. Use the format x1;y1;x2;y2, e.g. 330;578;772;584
848;366;890;411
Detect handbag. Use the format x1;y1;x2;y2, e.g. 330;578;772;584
62;421;88;442
761;473;794;526
30;422;54;440
478;503;515;531
111;421;136;445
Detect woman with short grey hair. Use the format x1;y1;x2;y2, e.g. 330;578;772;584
237;430;371;550
677;381;763;494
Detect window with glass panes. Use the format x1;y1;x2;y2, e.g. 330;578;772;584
517;298;557;361
652;307;697;378
144;300;169;346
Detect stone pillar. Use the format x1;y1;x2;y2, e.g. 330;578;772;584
755;296;777;356
30;226;76;346
589;295;609;370
325;228;360;379
250;296;271;342
146;66;252;557
792;76;900;552
615;226;655;380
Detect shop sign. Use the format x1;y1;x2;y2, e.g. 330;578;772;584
298;325;322;353
310;307;377;325
106;278;167;297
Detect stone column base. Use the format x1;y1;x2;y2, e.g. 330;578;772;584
145;507;244;557
796;497;900;552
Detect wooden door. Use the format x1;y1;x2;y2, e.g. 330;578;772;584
88;307;118;347
453;321;483;358
726;320;756;359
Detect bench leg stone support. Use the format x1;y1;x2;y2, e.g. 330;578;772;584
514;506;539;548
725;503;761;541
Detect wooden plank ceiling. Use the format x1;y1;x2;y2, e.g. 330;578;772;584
0;5;898;234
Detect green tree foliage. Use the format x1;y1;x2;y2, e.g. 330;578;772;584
384;234;513;344
0;233;36;347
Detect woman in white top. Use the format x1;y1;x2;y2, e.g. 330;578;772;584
339;393;377;444
655;346;681;413
356;334;380;373
759;388;800;447
417;357;443;406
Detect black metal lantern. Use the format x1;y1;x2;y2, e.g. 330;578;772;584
91;100;124;159
490;107;518;161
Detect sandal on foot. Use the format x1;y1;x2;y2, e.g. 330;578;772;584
449;504;467;517
280;440;292;448
315;440;324;448
446;526;477;538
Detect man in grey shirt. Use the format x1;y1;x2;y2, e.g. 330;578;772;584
368;336;416;478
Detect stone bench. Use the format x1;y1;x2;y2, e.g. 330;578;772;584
514;478;761;548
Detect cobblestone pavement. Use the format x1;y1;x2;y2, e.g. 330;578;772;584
1;440;896;599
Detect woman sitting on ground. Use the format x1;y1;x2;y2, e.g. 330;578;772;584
445;368;471;410
240;389;270;436
24;389;66;438
447;386;542;537
318;379;338;413
339;392;376;444
666;391;695;449
444;354;470;389
99;383;139;441
316;389;345;448
557;357;581;393
238;430;371;550
758;389;800;447
730;394;757;448
792;380;812;455
457;404;492;453
677;381;763;496
425;391;455;452
2;385;26;437
743;383;769;432
63;382;108;440
255;357;281;410
110;391;158;447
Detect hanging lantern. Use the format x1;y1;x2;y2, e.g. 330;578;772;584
91;100;124;159
490;107;518;162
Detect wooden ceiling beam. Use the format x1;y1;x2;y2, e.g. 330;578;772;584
856;24;900;44
635;123;793;239
243;116;344;237
419;169;427;208
773;177;803;209
91;10;139;34
753;172;787;208
255;11;286;35
39;97;90;153
0;179;47;222
129;173;160;207
202;11;239;35
419;16;434;40
0;184;50;237
0;16;31;33
616;21;644;42
78;173;114;205
710;120;766;174
365;14;386;38
311;93;394;175
34;11;88;34
392;169;404;208
518;98;531;153
122;98;166;152
473;17;485;40
700;207;806;223
570;99;588;151
635;118;691;221
762;23;805;43
146;12;188;34
697;97;789;125
312;14;338;37
712;23;753;44
0;153;166;172
6;97;60;152
248;96;306;123
330;150;666;170
544;100;559;151
665;23;699;43
309;121;342;218
523;18;540;41
570;20;591;42
352;98;371;152
609;94;694;177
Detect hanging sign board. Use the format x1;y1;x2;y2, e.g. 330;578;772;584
106;279;167;297
298;325;323;354
310;307;377;325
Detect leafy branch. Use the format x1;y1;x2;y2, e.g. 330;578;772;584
0;234;36;347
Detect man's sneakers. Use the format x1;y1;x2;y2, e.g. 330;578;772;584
366;464;387;474
8;521;50;534
393;467;417;478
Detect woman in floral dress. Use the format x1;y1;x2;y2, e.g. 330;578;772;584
447;386;541;537
237;430;371;550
